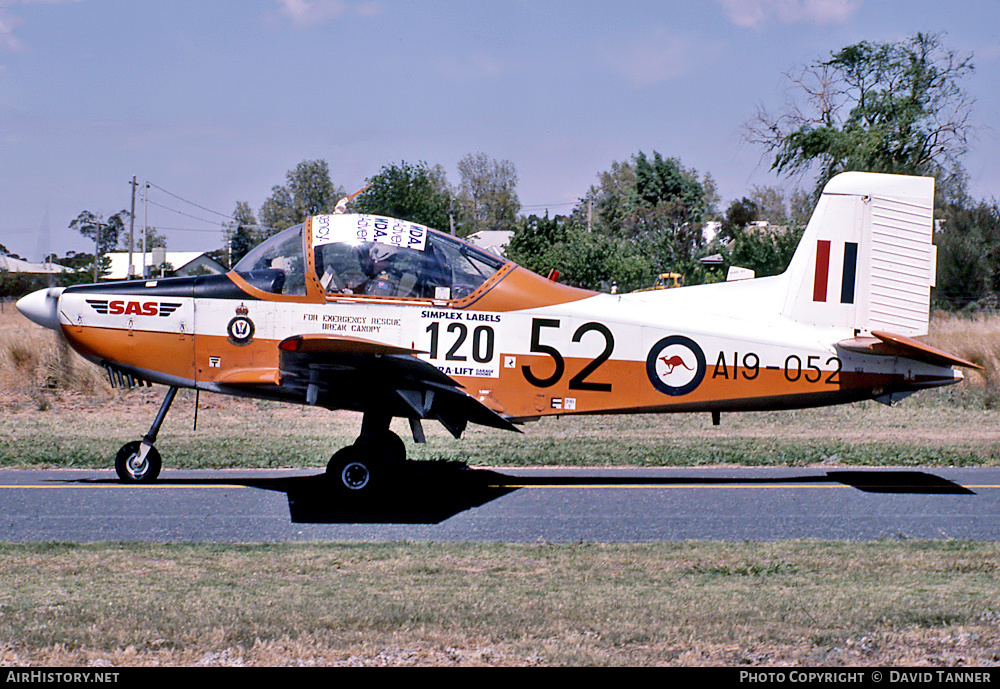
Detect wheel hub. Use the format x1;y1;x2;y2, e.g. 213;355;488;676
341;461;370;490
127;454;148;475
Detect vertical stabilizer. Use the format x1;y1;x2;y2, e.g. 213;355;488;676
781;172;935;337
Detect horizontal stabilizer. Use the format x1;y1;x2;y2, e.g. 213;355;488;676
837;330;982;370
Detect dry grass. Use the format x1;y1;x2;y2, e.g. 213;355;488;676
0;541;998;667
926;311;1000;404
0;302;112;411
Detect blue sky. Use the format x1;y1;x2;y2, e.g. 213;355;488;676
2;0;998;261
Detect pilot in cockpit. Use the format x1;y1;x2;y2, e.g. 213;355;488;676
357;244;399;296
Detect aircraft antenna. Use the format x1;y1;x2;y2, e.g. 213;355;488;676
334;184;372;214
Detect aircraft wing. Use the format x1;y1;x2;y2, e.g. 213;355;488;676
277;334;520;437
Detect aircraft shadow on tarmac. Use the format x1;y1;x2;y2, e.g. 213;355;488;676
69;465;974;524
261;467;977;524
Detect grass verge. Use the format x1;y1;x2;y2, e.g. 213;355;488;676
2;387;999;470
0;541;998;667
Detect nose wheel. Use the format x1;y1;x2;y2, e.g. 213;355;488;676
114;385;176;483
115;441;162;483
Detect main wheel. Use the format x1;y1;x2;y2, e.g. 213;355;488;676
356;429;405;468
114;441;162;483
327;445;377;494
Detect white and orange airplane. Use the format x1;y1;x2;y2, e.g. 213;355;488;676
17;171;979;493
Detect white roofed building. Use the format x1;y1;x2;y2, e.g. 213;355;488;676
0;254;72;274
104;251;226;280
465;230;513;257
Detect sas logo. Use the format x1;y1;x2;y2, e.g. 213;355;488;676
87;299;181;317
645;335;706;396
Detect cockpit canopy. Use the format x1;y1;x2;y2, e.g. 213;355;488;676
232;214;508;301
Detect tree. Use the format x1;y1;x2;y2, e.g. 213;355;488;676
633;151;706;226
69;210;128;257
456;153;520;236
350;161;452;231
259;160;345;233
575;158;637;233
505;213;577;276
573;151;711;281
69;210;129;279
0;243;24;260
224;201;259;267
933;196;1000;311
119;227;167;252
746;33;976;195
506;214;653;292
719;197;759;244
727;226;805;279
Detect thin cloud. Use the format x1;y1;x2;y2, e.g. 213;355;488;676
0;13;26;53
436;51;507;82
1;0;84;53
276;0;382;28
716;0;862;29
604;29;715;87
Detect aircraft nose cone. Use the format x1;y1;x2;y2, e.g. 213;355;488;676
16;287;64;331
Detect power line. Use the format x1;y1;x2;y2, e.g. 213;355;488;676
146;182;236;222
145;198;228;227
520;201;577;210
148;225;232;234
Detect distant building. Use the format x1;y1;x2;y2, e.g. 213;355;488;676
0;254;72;274
465;230;513;257
104;252;226;280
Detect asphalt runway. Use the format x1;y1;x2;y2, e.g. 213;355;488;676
2;465;999;542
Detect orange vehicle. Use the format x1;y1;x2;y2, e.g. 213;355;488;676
18;172;978;495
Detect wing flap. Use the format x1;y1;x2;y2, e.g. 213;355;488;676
279;333;425;356
277;333;520;436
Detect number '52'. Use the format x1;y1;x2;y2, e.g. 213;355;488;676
521;318;614;392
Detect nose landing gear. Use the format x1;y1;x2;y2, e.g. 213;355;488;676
114;386;176;483
114;441;162;483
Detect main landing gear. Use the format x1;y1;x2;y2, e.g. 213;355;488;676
114;386;177;483
325;412;407;496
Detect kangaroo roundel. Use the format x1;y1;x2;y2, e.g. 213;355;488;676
646;336;706;396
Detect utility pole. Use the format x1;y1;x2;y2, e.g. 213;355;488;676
128;176;138;279
142;182;149;278
91;218;107;283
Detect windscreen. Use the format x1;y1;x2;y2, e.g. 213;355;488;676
233;225;307;295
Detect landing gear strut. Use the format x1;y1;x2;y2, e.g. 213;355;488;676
115;386;177;483
326;413;406;495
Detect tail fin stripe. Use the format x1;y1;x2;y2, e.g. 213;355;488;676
840;242;858;304
813;240;831;302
